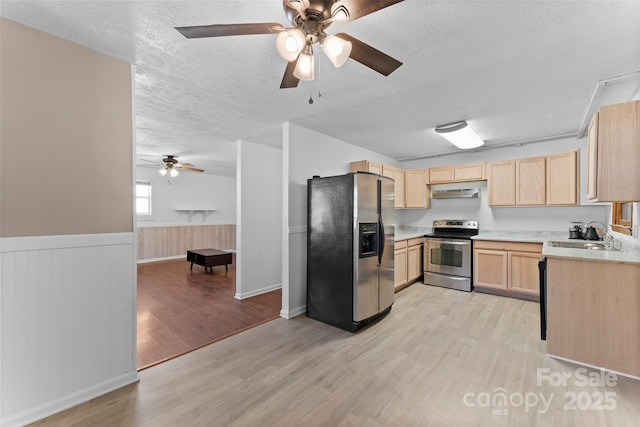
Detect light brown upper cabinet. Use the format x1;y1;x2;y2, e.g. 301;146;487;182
515;156;546;205
404;169;430;208
382;165;405;209
351;161;420;209
547;149;579;205
587;100;640;202
489;151;579;207
429;162;485;184
350;160;382;175
488;160;516;206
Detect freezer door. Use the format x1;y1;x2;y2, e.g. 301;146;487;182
378;175;395;312
354;173;379;321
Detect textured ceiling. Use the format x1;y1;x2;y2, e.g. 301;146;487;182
2;1;640;176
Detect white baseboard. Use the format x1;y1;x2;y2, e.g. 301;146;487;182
280;305;306;319
137;254;185;264
137;249;236;264
234;283;282;300
2;372;139;427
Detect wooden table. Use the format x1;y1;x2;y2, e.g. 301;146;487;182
187;248;233;273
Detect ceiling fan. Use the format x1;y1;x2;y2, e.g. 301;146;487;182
157;155;204;177
175;0;404;88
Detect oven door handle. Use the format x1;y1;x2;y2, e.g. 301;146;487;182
428;240;470;246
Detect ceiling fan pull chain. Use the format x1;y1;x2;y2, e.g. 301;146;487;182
317;47;322;99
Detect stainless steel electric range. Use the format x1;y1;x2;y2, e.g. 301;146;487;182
423;220;478;292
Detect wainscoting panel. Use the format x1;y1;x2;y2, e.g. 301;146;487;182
0;233;138;427
137;224;236;261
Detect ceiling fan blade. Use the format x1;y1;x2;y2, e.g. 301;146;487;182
175;23;285;39
177;165;205;173
338;0;404;23
335;33;402;76
280;60;300;89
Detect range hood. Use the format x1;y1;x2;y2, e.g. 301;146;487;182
432;188;480;199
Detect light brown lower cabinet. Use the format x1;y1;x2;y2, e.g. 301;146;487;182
547;257;640;378
394;238;423;291
473;240;542;300
407;238;423;282
394;241;408;290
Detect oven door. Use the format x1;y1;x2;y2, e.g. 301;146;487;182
424;238;471;277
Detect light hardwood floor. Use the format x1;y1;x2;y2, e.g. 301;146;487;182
32;284;640;426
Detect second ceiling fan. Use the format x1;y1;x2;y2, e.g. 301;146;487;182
175;0;404;88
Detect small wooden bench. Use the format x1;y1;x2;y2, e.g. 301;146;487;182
187;248;233;273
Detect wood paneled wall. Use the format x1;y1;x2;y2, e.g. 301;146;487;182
137;225;236;261
0;233;138;426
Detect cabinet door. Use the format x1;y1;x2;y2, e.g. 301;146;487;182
404;170;429;208
587;112;599;200
429;166;454;183
368;162;383;175
516;156;546;205
508;252;541;296
394;248;408;289
407;243;423;281
547;150;578;205
473;249;508;289
384;166;405;209
488;161;516;206
454;162;484;181
350;160;382;174
394;169;405;208
381;165;395;179
593;101;640;201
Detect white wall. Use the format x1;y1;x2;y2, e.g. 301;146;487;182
282;122;398;318
236;140;283;300
398;136;608;232
136;167;236;226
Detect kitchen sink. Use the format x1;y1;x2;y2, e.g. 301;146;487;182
548;241;618;251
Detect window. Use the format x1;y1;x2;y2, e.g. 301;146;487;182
136;181;152;216
611;202;633;236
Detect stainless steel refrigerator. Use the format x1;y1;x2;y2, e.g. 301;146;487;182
306;172;394;332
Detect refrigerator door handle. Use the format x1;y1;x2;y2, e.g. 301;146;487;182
378;217;385;265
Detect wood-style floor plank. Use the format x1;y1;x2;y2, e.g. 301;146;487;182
136;258;282;369
31;284;640;426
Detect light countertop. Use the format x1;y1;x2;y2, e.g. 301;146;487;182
472;230;640;264
395;227;640;264
394;226;430;242
472;230;567;243
541;238;640;265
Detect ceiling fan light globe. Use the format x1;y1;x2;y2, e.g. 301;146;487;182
323;35;351;68
159;168;167;176
169;168;179;178
293;46;315;80
276;29;305;62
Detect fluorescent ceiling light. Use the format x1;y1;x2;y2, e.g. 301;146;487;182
434;121;484;149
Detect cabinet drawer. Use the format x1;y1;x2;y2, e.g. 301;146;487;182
474;240;542;253
394;240;408;250
407;238;423;247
